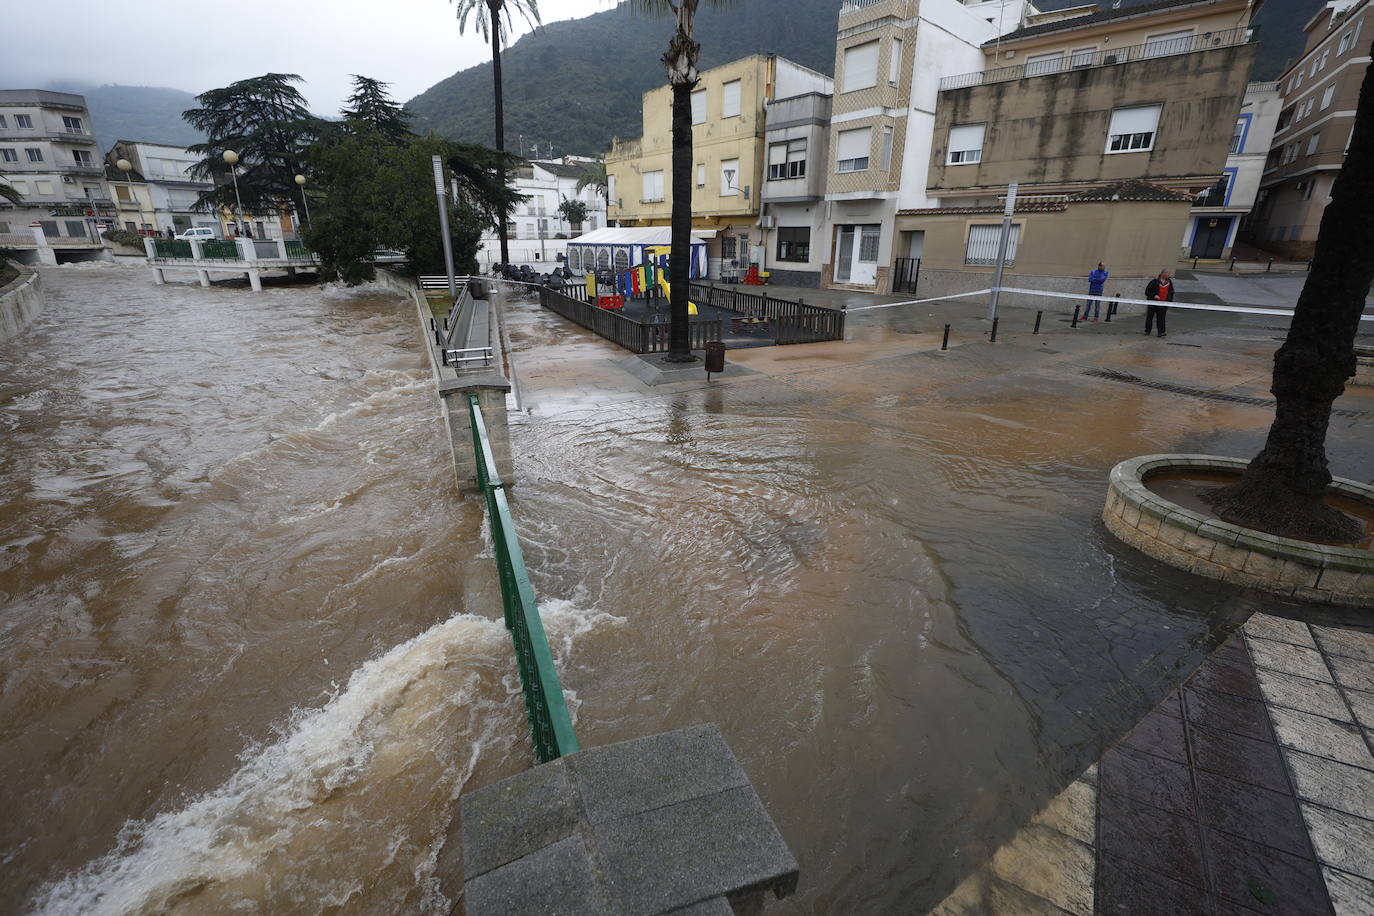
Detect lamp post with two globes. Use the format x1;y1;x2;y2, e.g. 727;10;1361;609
294;174;311;233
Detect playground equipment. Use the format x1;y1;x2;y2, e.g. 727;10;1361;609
626;245;698;315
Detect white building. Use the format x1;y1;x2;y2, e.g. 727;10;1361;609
0;89;116;260
479;157;607;268
1184;81;1281;259
105;140;267;239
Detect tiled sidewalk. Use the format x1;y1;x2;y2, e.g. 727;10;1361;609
931;613;1374;916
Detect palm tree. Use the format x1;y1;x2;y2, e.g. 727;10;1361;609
631;0;732;362
1205;43;1374;543
0;169;20;205
574;156;608;226
451;0;542;267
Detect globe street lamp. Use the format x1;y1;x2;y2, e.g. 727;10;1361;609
222;149;245;236
294;174;311;231
115;158;137;232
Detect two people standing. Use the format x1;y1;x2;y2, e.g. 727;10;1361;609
1144;269;1174;337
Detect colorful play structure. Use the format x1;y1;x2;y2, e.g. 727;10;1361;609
585;244;700;314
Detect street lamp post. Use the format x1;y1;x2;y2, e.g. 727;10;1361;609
115;158;136;229
294;174;311;232
222;149;245;236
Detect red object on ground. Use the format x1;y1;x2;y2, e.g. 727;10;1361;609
743;265;763;285
598;296;624;310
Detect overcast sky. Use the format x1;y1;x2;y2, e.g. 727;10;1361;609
0;0;610;113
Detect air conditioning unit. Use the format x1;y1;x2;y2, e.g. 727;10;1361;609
62;176;75;184
758;215;776;228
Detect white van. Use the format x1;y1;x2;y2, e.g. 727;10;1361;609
177;227;217;241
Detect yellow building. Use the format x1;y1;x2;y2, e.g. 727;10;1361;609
606;54;830;277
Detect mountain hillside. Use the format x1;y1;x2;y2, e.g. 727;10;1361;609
43;82;204;153
407;0;1319;158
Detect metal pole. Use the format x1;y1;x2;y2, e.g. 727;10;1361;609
1033;310;1042;334
432;155;457;299
300;189;311;229
987;180;1018;322
1071;304;1080;328
230;168;244;235
941;324;950;350
990;316;999;342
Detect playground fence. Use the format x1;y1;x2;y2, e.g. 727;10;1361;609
539;286;722;354
688;282;846;345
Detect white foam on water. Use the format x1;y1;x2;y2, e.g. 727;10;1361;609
30;598;621;915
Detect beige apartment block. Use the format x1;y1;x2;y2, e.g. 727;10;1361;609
606;54;829;277
903;0;1256;285
1249;0;1370;259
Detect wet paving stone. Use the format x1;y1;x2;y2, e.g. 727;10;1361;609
1194;765;1311;860
1188;656;1266;702
1095;853;1207;916
1097;791;1208;891
1203;829;1331;916
1117;706;1188;764
1099;745;1195;817
1184;685;1275;743
1187;722;1291;794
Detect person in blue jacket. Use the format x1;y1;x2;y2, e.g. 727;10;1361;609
1085;262;1109;321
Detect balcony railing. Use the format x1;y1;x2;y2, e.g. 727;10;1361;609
840;0;893;12
939;27;1253;91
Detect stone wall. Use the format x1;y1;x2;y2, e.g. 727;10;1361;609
1104;454;1374;607
1353;347;1374;388
0;265;45;344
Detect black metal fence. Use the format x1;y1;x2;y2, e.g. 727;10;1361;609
538;287;721;354
687;282;845;345
892;257;921;294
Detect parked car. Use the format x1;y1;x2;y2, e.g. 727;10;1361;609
176;227;217;241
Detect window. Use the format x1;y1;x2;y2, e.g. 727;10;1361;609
720;158;739;195
776;227;811;262
880;125;894;171
1321;84;1335;110
0;115;6;128
641;170;664;202
72;150;93;166
1025;52;1064;76
721;80;741;118
722;235;737;259
1319;49;1330;70
691;90;707;125
767;138;806;180
1070;47;1095;67
947;124;985;164
62;116;83;132
889;38;903;85
125;220;136;231
843;40;880;92
697;163;706;187
836;127;871;172
65;220;86;237
25;148;42;162
1307;132;1320;156
15;114;33;129
1338;30;1352;53
1295;70;1303;89
1229;118;1246;154
35;180;53;195
0;148;15;163
116;185;132;202
965;223;1021;266
1106;105;1160;153
1144;29;1192;58
10;180;28;194
858;225;880;261
1302;179;1315;200
608;175;616;205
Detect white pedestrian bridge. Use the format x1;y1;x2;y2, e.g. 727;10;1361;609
142;237;406;291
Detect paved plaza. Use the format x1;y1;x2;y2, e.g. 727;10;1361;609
500;273;1374;915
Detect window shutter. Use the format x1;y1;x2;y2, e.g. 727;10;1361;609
948;124;985;162
722;80;741;118
691;90;706;124
769;143;787;166
837;127;870;161
1107;105;1161;136
843;41;880;92
965;224;1021;266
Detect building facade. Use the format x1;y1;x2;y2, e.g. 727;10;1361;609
1185;80;1281;259
1248;0;1370;258
478;157;607;268
607;54;831;277
104;162;158;235
107;140;241;238
760;89;833;286
898;0;1257;287
0;90;116;250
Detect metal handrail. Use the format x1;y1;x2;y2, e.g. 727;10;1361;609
939;27;1253;91
467;394;579;764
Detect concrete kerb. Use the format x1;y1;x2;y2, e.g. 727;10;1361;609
0;263;44;344
1103;454;1374;606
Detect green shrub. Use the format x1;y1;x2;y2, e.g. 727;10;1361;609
102;229;144;248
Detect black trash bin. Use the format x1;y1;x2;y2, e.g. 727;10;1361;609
704;340;726;379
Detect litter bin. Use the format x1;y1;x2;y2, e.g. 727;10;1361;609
704;340;726;379
468;278;487;299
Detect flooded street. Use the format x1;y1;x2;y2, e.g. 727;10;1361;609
2;267;1371;912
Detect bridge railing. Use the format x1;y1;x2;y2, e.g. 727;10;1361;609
468;393;579;764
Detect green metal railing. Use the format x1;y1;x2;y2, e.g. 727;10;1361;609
200;240;241;260
284;240;311;260
468;393;579;763
153;239;192;259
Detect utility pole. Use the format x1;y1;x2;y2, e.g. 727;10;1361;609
987;180;1017;322
432;155;457;299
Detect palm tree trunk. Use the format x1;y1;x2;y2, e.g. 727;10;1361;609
489;0;511;266
665;78;695;362
1204;45;1374;543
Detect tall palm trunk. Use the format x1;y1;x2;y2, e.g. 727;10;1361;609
1205;44;1374;543
662;2;700;363
488;0;511;266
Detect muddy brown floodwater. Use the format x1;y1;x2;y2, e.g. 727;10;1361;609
2;269;1370;914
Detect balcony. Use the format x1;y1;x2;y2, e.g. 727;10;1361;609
839;0;893;12
939;27;1253;91
53;129;95;144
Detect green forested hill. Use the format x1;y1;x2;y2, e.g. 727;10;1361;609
406;0;1324;158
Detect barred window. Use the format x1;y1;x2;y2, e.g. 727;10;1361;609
964;224;1021;267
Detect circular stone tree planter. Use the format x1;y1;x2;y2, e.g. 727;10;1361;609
1104;455;1374;607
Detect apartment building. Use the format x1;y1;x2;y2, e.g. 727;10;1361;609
106;140;234;237
901;0;1256;287
105;161;157;235
477;157;607;268
1186;81;1281;259
0;90;115;246
1248;0;1370;258
760;88;833;287
606;54;831;276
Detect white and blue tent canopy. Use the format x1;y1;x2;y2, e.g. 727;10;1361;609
564;226;710;278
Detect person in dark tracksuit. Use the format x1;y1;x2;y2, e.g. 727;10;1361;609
1144;270;1174;337
1085;263;1108;321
